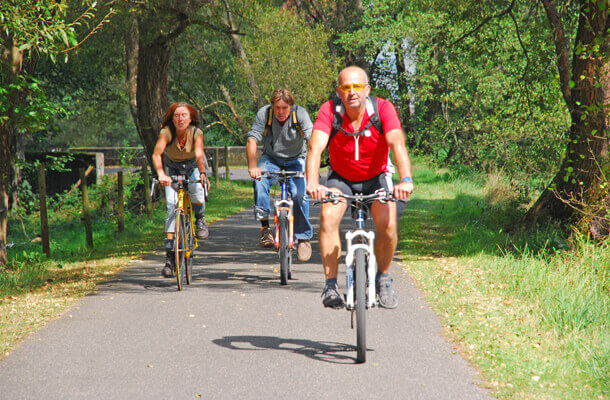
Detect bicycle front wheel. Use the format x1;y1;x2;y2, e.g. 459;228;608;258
354;248;367;363
185;215;194;285
278;209;290;285
174;209;187;291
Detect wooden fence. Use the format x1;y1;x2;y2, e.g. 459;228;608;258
36;165;157;253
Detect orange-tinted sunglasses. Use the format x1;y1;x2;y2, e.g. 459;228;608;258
337;83;367;93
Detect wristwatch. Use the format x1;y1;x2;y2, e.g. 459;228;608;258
401;176;413;184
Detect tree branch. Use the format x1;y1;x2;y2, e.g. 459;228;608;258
451;0;517;46
189;17;246;35
59;9;117;53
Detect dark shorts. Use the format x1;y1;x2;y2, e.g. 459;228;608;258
326;171;394;220
326;170;394;195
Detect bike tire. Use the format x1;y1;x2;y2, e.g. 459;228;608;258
287;249;292;280
278;210;290;285
185;218;193;285
354;247;367;363
174;210;187;291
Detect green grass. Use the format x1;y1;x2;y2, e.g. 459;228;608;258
399;159;609;400
1;177;253;356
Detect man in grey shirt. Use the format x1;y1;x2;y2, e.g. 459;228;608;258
247;88;313;261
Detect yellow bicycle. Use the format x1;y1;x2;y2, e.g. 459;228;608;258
154;175;205;290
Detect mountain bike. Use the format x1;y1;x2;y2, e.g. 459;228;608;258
152;175;206;291
321;189;401;363
260;170;304;285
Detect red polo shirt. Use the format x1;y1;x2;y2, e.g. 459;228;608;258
313;97;402;181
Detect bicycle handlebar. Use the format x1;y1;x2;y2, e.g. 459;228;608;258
259;170;305;180
320;190;405;204
151;175;208;199
153;175;203;185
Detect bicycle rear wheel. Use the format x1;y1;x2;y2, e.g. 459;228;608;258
174;209;187;291
354;248;367;363
278;209;289;285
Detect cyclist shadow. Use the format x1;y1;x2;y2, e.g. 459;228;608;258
212;335;365;364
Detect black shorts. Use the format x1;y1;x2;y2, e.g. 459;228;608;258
326;170;394;196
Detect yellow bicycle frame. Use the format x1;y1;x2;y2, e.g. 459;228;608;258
176;187;198;257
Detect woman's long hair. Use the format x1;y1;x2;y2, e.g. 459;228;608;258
161;102;200;144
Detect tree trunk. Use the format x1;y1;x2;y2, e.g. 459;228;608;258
0;38;23;264
526;1;609;227
10;133;25;212
134;38;173;171
125;18;139;133
0;123;12;265
125;1;206;166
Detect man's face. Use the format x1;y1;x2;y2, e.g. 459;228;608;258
273;100;292;123
336;69;370;109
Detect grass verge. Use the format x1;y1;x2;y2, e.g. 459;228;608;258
1;179;253;357
398;161;608;400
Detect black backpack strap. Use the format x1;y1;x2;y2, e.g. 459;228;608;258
330;95;343;142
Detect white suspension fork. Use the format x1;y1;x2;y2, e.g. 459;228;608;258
345;229;376;309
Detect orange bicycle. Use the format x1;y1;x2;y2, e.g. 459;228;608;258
261;170;303;285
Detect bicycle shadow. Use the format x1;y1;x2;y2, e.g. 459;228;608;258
212;335;366;364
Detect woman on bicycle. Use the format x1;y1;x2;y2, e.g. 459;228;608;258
152;102;210;277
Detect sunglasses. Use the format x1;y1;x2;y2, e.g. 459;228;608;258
337;83;367;93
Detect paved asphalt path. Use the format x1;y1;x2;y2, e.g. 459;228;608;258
0;181;492;399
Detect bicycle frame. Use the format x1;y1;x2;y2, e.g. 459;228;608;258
260;170;302;250
174;176;198;256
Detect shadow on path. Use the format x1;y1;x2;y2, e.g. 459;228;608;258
212;335;365;364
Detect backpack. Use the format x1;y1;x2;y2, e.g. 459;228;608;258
329;95;383;140
263;105;304;138
321;95;384;167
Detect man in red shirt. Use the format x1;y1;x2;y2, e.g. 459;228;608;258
306;66;414;309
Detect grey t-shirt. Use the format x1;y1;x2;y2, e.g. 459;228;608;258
247;105;313;160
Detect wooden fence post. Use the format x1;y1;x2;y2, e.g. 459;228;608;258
37;163;50;257
213;148;219;189
79;167;93;248
117;171;124;233
224;146;230;180
142;166;152;218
